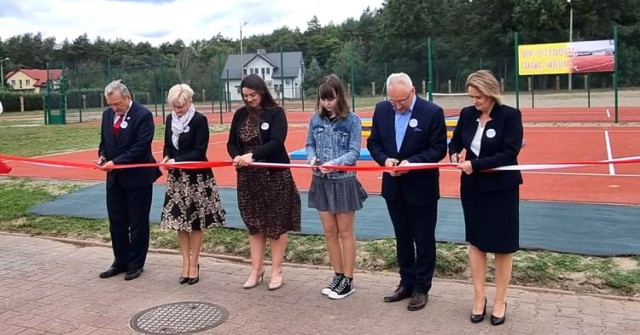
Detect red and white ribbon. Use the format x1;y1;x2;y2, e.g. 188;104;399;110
1;154;639;175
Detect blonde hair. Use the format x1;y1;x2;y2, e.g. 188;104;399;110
167;84;194;108
466;70;503;105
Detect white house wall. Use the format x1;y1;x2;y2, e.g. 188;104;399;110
226;57;303;101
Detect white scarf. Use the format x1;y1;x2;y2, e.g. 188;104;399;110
171;104;196;149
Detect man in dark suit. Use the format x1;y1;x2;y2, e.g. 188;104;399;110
97;80;161;281
367;73;447;311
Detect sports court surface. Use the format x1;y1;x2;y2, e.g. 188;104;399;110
5;106;640;255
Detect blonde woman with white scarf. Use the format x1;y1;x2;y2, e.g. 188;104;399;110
160;84;226;285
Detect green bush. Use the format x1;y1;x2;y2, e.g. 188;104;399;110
0;91;44;112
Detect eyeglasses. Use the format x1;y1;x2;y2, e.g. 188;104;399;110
387;92;412;105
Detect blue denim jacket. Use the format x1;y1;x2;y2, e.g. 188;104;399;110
305;111;362;179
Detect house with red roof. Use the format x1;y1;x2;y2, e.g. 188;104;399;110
4;69;63;93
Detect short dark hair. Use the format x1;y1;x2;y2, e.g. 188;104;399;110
316;74;350;118
240;74;279;110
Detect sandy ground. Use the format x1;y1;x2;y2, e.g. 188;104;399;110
430;89;639;109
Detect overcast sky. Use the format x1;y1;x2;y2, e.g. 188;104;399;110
0;0;384;45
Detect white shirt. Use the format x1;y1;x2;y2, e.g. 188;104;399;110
470;119;484;156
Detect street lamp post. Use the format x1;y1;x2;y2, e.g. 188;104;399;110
568;0;573;91
240;21;247;79
0;57;9;87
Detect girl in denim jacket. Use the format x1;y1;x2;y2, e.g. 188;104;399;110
305;74;368;299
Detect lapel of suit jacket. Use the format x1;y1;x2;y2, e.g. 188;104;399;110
105;110;117;147
384;105;399;156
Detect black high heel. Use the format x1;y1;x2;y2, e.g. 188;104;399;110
188;264;200;285
490;302;507;326
179;276;189;284
470;298;487;323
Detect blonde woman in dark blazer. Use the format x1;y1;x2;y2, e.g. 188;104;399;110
449;70;523;326
160;84;226;285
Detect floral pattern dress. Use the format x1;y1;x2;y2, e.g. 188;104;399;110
161;166;226;231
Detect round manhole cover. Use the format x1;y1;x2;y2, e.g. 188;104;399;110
130;301;229;334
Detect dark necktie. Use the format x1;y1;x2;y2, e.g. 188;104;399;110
113;114;124;137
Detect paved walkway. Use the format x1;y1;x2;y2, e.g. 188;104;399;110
1;233;639;335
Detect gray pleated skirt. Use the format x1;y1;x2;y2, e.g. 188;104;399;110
308;175;368;213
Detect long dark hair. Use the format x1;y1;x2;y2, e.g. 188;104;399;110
240;74;279;108
316;74;350;119
240;74;279;123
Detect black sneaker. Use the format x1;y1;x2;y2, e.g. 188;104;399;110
321;274;343;296
328;276;355;300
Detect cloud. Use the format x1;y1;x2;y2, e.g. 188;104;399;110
0;0;383;45
107;0;175;2
137;29;173;39
0;1;27;18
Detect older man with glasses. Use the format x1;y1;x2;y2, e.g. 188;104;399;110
367;72;447;311
97;80;162;281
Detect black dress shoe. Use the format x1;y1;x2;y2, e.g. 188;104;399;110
470;298;487;323
124;268;144;281
99;267;126;279
188;264;200;285
178;276;189;284
407;292;428;311
490;302;507;326
383;286;413;303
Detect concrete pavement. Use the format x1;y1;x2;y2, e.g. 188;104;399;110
1;233;639;335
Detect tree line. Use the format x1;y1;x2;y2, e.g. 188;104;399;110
1;0;638;100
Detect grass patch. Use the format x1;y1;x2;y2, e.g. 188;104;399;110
1;177;639;297
602;270;640;293
287;234;328;264
0;120;43;127
435;244;469;278
0;125;104;156
359;238;397;270
10;216;111;239
0;179;59;219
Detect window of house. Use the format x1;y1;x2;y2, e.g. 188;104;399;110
11;80;15;86
235;86;241;94
261;68;265;75
19;79;22;88
266;68;271;74
243;69;247;75
26;80;30;86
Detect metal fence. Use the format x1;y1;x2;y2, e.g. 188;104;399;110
2;28;638;124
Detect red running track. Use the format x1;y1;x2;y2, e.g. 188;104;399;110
5;117;640;205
